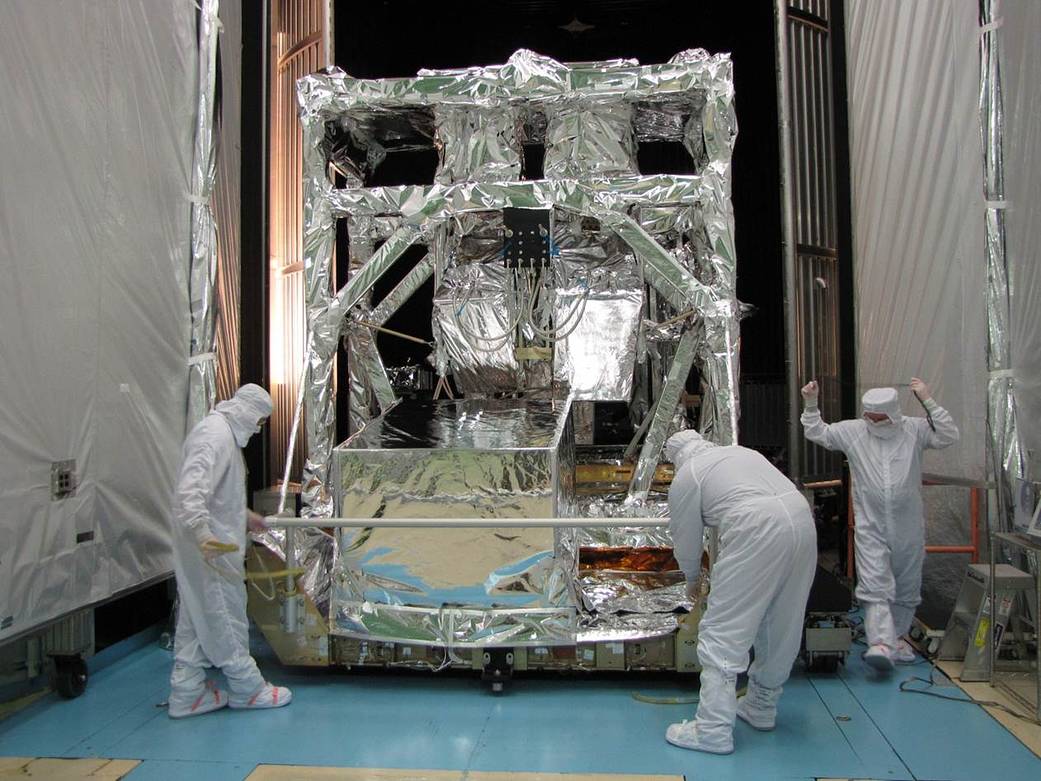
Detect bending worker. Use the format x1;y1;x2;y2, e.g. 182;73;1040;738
801;378;959;670
664;430;817;754
167;383;293;718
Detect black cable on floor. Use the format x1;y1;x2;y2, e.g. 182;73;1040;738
899;658;1041;726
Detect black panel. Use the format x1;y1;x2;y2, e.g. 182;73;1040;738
241;2;269;497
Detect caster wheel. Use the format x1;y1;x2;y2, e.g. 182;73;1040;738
53;655;88;699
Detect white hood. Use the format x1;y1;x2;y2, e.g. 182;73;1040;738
861;387;903;439
215;384;273;447
664;429;717;469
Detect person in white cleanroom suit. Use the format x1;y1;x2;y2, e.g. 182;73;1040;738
167;384;293;718
801;378;959;671
664;430;817;755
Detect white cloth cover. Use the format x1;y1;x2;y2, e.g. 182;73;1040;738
169;387;272;699
845;0;988;618
846;0;985;483
668;444;817;749
0;1;197;639
801;397;959;644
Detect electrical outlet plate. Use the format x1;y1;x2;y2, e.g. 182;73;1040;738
50;460;77;501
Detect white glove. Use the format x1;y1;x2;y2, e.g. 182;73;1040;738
910;377;931;401
247;509;268;533
801;380;819;409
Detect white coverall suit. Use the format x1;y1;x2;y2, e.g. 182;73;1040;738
168;384;289;717
801;388;959;660
664;431;817;754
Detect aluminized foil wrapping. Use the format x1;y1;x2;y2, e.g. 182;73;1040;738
254;526;337;620
385;364;433;393
435;105;522;184
345;310;396;422
329;398;578;646
543;100;637;179
186;0;221;427
981;0;1024;536
569;496;689;642
371;253;435;326
551;244;644;400
576;495;673;548
288;48;740;651
432;262;522;393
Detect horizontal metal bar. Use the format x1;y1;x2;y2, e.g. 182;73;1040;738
925;546;977;554
921;472;994;489
355;319;433;347
796;243;838;258
265;516;670;529
803;479;841;489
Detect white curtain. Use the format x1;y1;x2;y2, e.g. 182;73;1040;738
845;0;986;617
0;1;197;637
846;0;986;482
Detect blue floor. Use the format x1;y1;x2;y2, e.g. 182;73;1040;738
1;630;1039;781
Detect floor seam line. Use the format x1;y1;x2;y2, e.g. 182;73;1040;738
838;670;918;780
61;684;170;755
809;675;866;765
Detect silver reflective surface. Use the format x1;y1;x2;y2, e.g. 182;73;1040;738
329;399;578;645
186;0;221;426
981;0;1024;534
289;48;740;651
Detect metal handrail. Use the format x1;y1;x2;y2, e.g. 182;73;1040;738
845;479;984;578
265;516;670;529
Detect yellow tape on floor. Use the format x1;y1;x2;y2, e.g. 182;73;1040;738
0;758;139;779
247;768;682;781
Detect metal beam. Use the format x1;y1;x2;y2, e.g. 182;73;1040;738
265;516;669;529
628;328;701;500
775;0;803;480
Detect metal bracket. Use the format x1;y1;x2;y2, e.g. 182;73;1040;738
280;595;305;633
481;647;515;692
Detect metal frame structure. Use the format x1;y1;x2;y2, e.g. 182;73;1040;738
775;0;853;482
249;49;743;671
291;49;741;521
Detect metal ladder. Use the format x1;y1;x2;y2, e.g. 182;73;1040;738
937;562;1035;681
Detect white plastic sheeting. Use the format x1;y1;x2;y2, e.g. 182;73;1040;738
0;2;198;638
1002;0;1041;491
846;0;987;484
845;0;988;617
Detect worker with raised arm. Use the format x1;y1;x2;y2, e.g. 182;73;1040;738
800;378;959;670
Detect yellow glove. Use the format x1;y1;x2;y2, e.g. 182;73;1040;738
200;538;238;560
